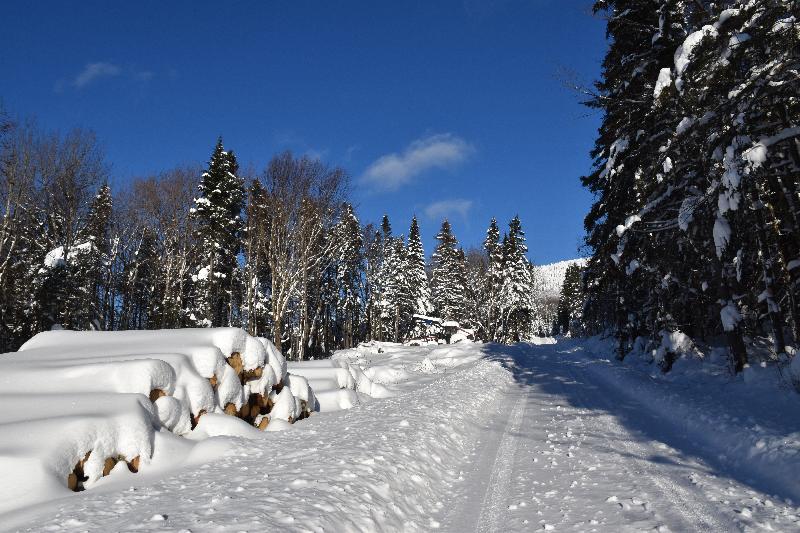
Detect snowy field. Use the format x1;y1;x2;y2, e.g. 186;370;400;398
2;335;800;532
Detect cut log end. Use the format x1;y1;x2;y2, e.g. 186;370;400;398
257;416;270;431
190;409;206;430
67;451;91;492
102;457;118;477
149;389;166;402
127;456;140;473
242;366;263;382
223;403;238;417
227;352;244;377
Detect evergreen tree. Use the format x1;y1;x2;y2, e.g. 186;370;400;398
120;228;158;330
582;0;800;371
364;225;385;341
483;218;504;341
188;138;244;327
332;203;364;348
498;216;534;342
556;263;584;335
407;216;433;316
431;220;467;322
82;183;114;329
381;237;413;341
242;179;272;336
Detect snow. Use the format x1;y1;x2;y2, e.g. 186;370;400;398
615;214;640;237
720;301;743;332
599;137;629;180
791;355;800;388
678;195;701;231
675;116;694;135
743;127;800;170
42;242;96;269
653;329;696;365
43;246;66;268
653;67;671;99
713;216;732;257
675;25;717;75
412;313;443;324
3;338;799;532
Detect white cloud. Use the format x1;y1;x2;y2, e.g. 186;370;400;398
423;198;474;221
361;133;473;191
73;62;122;88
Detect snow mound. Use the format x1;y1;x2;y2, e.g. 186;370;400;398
289;356;393;412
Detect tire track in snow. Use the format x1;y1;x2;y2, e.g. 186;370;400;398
475;386;527;533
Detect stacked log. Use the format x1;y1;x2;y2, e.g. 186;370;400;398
5;328;314;493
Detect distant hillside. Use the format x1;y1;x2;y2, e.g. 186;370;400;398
529;258;587;336
533;258;588;300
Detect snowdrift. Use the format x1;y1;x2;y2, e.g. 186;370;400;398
0;328;315;507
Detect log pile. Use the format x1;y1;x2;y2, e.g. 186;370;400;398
3;328;317;493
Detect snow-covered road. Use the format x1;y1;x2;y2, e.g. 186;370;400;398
444;343;800;532
4;339;800;532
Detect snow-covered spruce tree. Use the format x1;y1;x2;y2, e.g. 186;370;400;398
584;0;800;371
463;247;489;339
367;214;415;341
581;0;688;358
699;2;799;367
645;1;800;370
242;179;272;337
498;216;534;342
431;220;468;323
483;218;504;341
363;224;385;341
366;215;393;340
332;203;364;348
556;263;584;335
42;182;114;332
381;236;414;341
188;138;244;327
81;183;114;329
119;227;157;330
407;216;433;316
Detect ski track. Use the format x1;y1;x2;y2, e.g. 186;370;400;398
475;388;527;533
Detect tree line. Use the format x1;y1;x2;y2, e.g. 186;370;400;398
581;0;799;371
0;112;560;356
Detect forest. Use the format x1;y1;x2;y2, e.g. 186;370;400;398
581;0;800;372
0;113;569;357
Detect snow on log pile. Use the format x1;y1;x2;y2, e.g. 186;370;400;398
288;357;392;412
0;328;317;499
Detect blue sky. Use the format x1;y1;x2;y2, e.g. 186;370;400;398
1;0;605;264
